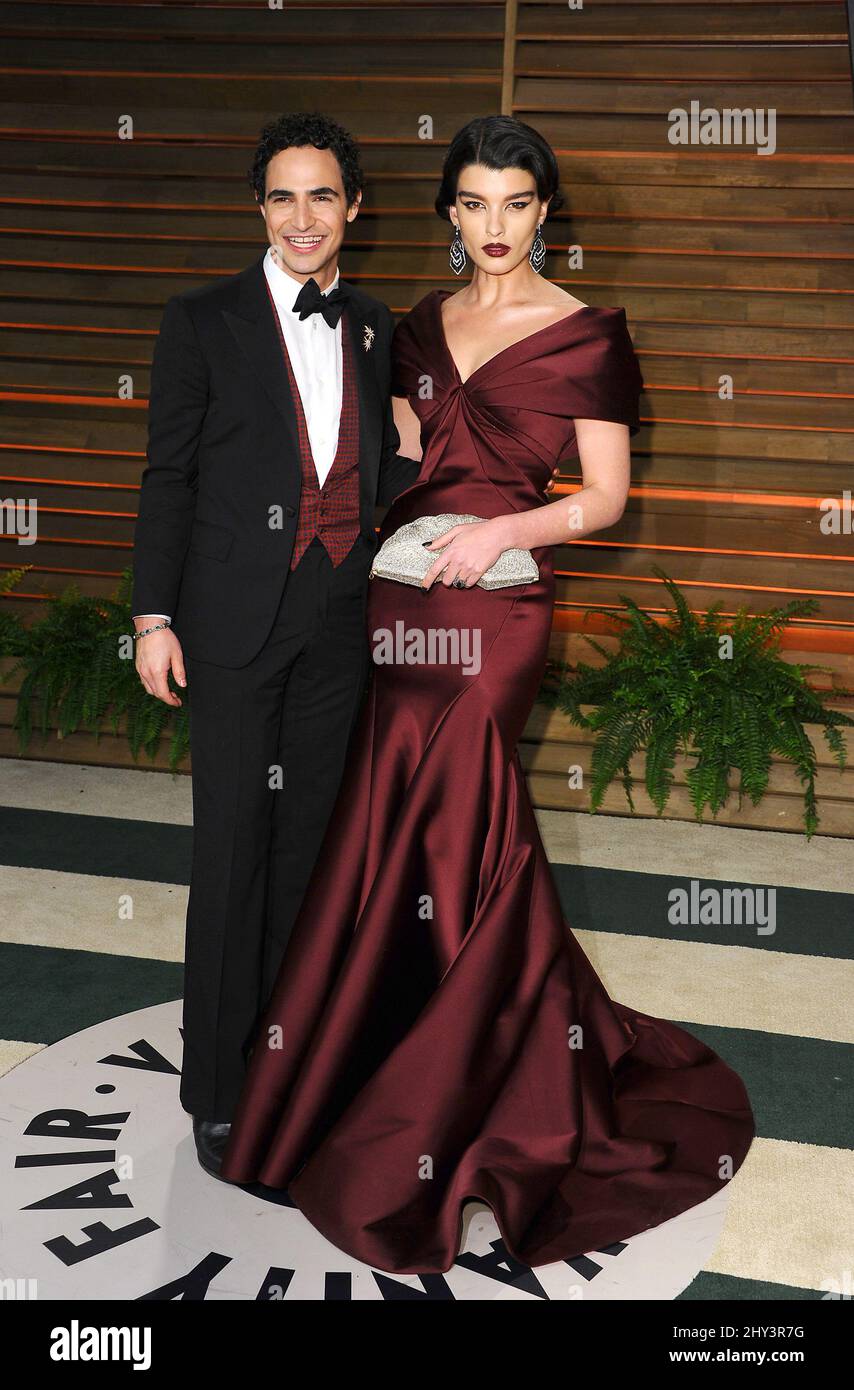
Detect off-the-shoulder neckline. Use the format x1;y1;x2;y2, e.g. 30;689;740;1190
431;288;616;387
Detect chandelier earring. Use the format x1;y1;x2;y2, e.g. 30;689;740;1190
449;223;467;276
529;222;546;273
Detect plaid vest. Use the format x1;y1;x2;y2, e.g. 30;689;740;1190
264;277;361;569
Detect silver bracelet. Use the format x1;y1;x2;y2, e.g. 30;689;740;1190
133;621;171;641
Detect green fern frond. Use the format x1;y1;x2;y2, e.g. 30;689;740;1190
644;721;679;815
535;569;854;836
6;566;190;771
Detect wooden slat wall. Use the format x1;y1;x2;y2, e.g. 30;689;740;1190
509;0;854;646
0;0;507;613
0;0;852;832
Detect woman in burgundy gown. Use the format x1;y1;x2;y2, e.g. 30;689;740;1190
219;118;755;1274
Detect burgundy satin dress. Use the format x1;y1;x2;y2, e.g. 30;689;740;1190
219;290;755;1274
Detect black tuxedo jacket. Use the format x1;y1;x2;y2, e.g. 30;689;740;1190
130;253;419;667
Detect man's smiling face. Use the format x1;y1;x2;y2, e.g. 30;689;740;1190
258;144;361;290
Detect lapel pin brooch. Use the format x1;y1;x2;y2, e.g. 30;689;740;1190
363;324;375;352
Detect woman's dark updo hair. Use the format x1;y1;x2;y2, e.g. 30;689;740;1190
434;116;565;222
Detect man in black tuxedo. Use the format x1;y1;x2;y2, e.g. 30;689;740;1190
131;113;419;1175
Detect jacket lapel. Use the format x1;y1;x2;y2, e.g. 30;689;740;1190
221;254;301;460
343;287;381;480
221;256;382;483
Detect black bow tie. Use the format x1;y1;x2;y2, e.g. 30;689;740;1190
292;276;350;328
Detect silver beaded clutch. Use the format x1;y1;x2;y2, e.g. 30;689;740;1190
370;514;539;590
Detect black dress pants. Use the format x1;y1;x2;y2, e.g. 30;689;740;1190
179;534;373;1121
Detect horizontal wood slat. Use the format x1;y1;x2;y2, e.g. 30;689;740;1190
517;3;849;43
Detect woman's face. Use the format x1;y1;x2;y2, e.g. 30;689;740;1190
449;164;549;275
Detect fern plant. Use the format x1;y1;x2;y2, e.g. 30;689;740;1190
0;564;28;655
0;567;189;772
538;566;854;838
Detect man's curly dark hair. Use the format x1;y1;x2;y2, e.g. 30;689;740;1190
249;112;364;206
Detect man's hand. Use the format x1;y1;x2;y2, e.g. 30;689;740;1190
134;620;187;706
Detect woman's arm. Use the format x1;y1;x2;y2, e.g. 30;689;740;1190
391;393;423;463
376;308;422;503
422;418;630;588
499;419;630;548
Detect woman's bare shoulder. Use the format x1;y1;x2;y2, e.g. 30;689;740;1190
538;283;589;315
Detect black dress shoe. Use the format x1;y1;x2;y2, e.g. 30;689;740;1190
193;1116;232;1179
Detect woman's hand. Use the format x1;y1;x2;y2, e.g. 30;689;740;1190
422;516;515;590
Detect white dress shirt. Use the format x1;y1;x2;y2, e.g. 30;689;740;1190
263;246;343;487
134;247;344;624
